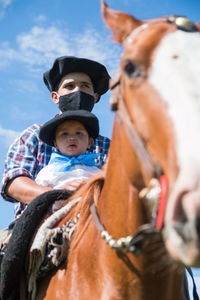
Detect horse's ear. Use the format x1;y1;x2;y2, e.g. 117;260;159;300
101;0;142;45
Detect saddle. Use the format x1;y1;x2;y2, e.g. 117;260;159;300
0;189;73;300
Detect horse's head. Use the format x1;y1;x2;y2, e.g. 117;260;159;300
102;0;200;267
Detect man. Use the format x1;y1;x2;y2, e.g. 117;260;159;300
1;56;111;217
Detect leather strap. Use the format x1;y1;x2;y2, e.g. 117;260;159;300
110;72;162;182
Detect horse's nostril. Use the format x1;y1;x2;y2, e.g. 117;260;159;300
124;61;143;78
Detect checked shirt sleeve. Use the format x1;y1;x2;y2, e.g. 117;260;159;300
1;124;48;202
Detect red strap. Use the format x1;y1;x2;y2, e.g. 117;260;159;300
156;175;168;229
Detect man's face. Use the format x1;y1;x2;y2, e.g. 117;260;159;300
51;72;98;104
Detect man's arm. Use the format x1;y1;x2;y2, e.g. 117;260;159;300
6;176;53;204
1;124;53;205
6;176;83;204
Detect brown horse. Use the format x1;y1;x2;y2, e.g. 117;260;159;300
35;2;200;299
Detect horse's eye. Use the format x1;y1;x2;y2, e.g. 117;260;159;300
124;61;142;78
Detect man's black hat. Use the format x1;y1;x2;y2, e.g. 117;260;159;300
43;56;110;101
39;110;99;146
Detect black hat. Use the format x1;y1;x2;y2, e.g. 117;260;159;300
39;110;99;146
43;56;110;101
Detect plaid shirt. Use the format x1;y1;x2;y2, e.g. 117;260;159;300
1;123;110;216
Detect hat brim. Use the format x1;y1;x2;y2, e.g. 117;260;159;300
43;56;110;101
39;110;99;146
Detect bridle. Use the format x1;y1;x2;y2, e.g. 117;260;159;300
109;70;162;182
90;15;198;254
89;67;167;254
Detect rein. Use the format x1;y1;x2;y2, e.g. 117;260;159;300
110;71;162;181
89;175;168;254
90;198;159;254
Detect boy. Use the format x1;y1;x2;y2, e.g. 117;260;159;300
36;109;101;189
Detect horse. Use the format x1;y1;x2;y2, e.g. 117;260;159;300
31;2;200;299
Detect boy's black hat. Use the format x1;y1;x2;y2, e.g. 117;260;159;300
39;110;99;146
43;56;110;101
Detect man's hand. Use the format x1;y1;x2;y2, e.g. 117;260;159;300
51;179;86;213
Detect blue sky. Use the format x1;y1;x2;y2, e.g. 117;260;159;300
0;0;199;295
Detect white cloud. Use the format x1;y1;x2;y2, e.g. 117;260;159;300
73;29;120;74
16;26;71;66
0;0;13;8
0;24;121;76
0;0;13;19
0;45;18;67
33;14;47;24
0;124;20;147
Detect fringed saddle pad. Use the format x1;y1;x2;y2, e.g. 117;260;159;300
27;197;81;300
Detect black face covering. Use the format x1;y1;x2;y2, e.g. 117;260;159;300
59;91;95;112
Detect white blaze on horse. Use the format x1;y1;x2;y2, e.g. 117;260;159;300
155;29;200;264
151;29;200;264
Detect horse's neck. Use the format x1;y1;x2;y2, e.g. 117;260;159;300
99;118;148;230
98;118;185;300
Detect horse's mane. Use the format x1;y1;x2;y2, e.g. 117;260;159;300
59;170;105;250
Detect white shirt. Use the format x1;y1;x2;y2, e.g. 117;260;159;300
35;163;100;189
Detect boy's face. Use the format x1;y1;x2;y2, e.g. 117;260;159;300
54;120;94;157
